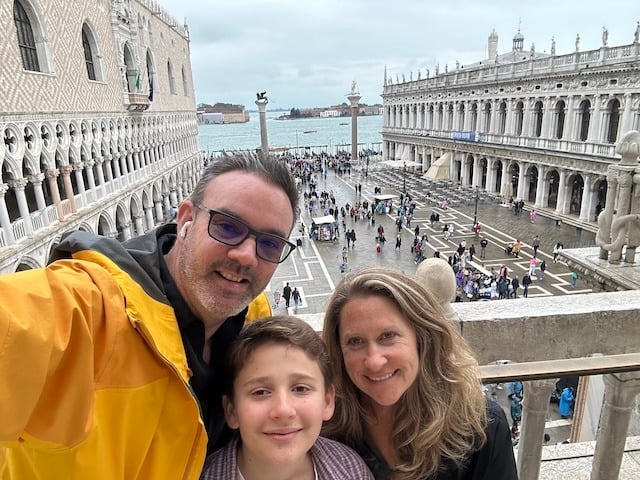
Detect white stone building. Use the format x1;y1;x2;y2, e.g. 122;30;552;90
0;0;201;274
382;27;640;228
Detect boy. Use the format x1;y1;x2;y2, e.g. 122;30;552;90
201;316;374;479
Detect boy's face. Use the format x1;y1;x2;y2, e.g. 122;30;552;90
223;342;335;469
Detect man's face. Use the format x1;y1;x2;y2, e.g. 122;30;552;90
173;171;294;327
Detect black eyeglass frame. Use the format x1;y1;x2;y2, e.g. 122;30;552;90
195;205;296;263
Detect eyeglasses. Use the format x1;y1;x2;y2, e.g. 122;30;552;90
196;205;296;263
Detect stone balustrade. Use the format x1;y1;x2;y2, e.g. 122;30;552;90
302;290;640;480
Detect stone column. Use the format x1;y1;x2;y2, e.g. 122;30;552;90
564;96;576;141
516;162;526;200
591;373;640;480
45;169;63;219
60;165;77;213
255;95;269;154
555;169;567;214
0;184;16;245
133;215;145;236
145;205;155;231
579;174;592;221
599;167;618;260
347;85;362;164
10;178;34;234
517;378;556;480
620;93;633;135
28;173;47;211
73;163;87;208
84;160;97;203
535;165;546;208
522;100;532;137
588;96;602;143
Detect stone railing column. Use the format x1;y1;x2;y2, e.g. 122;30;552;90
45;169;63;219
0;183;16;244
60;165;77;213
9;178;34;234
84;160;97;203
517;378;557;480
133;215;145;237
28;173;47;211
591;372;640;480
144;206;155;231
154;200;164;222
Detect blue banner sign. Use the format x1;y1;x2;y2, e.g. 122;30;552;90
451;131;477;142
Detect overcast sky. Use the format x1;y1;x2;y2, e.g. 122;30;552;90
160;0;637;110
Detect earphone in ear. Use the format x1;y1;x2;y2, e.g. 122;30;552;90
180;221;193;238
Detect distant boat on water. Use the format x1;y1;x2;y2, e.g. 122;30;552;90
339;122;348;125
303;130;317;134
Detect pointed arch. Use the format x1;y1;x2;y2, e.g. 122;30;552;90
81;21;104;81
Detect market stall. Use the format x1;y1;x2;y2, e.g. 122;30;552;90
310;215;337;241
373;194;398;214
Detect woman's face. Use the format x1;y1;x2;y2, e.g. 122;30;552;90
338;295;419;413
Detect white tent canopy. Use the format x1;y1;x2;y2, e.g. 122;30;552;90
382;159;422;168
311;215;336;225
423;153;451;180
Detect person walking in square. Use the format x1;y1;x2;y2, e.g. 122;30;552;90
292;287;302;312
283;282;292;308
511;276;520;298
539;259;547;280
532;235;540;256
480;237;488;259
522;273;532;298
571;270;578;288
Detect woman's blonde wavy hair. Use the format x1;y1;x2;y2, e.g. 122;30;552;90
322;266;487;480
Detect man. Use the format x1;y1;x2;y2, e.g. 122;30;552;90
511;275;520;298
480;237;488;259
0;153;299;479
522;273;532;298
532;235;540;256
283;281;292;308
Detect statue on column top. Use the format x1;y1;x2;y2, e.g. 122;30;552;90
350;80;358;94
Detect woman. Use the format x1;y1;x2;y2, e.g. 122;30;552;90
322;267;517;479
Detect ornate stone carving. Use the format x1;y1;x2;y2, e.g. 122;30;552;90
596;131;640;263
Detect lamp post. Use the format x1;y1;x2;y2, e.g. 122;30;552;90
403;161;407;194
473;186;479;227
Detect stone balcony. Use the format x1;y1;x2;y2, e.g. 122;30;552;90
302;290;640;480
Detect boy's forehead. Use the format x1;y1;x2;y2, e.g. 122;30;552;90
237;342;324;382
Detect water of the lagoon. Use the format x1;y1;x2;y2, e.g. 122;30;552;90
197;113;383;155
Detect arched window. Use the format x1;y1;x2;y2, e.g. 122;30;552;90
82;30;95;80
146;49;156;101
498;102;507;134
606;98;620;144
13;0;40;71
514;102;524;136
555;100;566;139
181;65;188;96
533;101;543;137
483;102;491;133
80;24;104;82
579;100;591;141
167;59;176;95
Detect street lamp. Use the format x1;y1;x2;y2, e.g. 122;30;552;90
403;161;407;194
473;186;479;227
